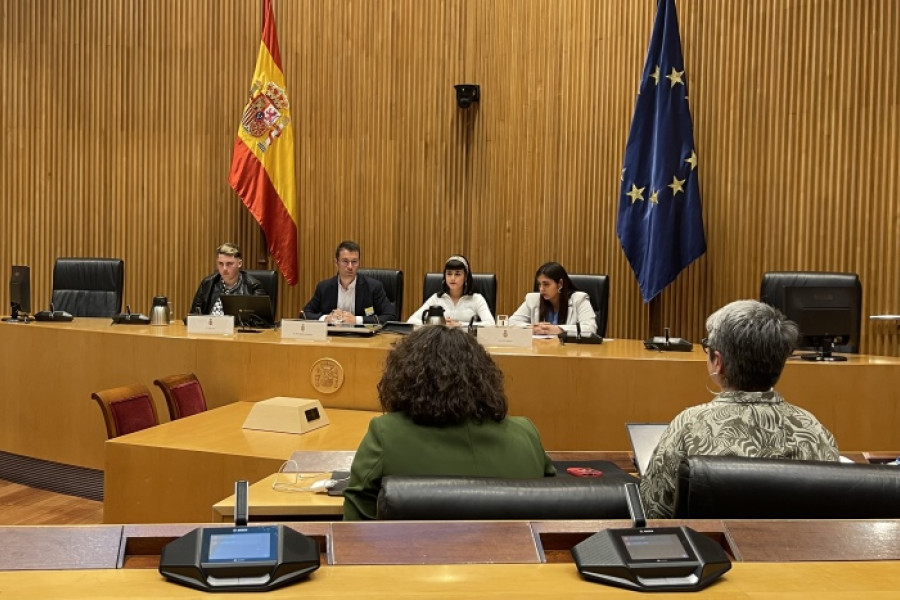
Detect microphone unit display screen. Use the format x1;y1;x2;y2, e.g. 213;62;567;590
620;533;691;561
202;526;278;564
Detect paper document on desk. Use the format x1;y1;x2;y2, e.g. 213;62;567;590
287;450;356;473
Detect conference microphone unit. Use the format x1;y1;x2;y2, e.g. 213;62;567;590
112;305;150;325
35;301;74;322
644;327;693;352
558;298;602;344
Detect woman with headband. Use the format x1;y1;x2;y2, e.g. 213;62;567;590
407;255;495;326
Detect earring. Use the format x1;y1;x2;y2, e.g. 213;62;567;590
558;286;563;293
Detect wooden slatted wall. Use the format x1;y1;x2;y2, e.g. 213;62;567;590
2;0;898;354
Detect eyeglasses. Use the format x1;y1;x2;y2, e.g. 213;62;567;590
338;259;359;267
700;338;711;354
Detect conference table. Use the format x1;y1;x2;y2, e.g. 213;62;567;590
2;519;900;598
104;403;377;523
3;318;900;476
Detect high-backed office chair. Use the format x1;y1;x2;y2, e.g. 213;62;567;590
422;273;498;318
91;384;159;439
675;455;900;519
531;273;610;337
570;274;610;338
759;271;862;353
376;476;632;520
51;257;125;317
244;269;279;315
359;268;404;320
153;372;208;421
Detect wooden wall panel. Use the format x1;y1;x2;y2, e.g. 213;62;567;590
1;0;899;355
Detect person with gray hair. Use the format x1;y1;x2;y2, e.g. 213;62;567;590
639;299;839;519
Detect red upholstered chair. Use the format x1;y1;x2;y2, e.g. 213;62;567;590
153;372;208;421
91;384;159;439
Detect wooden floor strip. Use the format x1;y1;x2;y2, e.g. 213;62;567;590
0;479;102;526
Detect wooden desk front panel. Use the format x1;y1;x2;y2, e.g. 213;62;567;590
3;320;900;471
2;560;900;598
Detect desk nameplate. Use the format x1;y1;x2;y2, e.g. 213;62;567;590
282;319;328;341
478;326;532;349
186;315;234;336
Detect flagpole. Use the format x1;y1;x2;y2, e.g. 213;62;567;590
649;297;662;338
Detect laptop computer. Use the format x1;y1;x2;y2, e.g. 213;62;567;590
326;324;378;337
625;422;669;476
380;321;416;335
221;294;277;329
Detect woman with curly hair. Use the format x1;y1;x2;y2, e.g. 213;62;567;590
342;325;555;520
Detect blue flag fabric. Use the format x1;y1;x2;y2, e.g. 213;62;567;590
617;0;706;303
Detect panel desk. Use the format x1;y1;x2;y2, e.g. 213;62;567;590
103;403;379;523
3;318;900;472
3;520;900;598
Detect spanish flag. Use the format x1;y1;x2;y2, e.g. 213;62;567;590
229;0;299;285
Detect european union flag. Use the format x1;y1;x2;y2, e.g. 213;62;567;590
617;0;706;303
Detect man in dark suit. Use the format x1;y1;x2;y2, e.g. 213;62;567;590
302;240;397;324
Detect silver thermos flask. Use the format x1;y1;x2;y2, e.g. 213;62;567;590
150;296;170;326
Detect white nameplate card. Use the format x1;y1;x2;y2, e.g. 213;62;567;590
281;319;328;341
477;326;532;349
186;315;234;336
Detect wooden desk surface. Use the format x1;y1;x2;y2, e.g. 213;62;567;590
212;473;345;522
4;319;900;474
104;404;378;524
1;561;900;598
107;402;376;456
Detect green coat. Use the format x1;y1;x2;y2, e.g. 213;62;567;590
343;411;556;520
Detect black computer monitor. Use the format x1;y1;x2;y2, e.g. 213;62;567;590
782;285;857;361
220;294;276;331
4;266;31;322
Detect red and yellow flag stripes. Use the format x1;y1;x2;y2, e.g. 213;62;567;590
228;0;298;285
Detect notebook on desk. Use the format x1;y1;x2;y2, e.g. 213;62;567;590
625;422;669;476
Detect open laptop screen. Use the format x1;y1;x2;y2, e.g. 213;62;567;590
626;422;669;476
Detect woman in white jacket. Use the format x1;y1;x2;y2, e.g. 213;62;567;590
510;262;597;335
407;255;495;326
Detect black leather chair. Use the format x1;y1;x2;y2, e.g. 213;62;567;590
570;274;610;338
51;258;124;317
244;269;278;315
760;271;862;353
675;455;900;519
358;268;404;320
530;273;609;337
422;273;498;318
376;476;632;520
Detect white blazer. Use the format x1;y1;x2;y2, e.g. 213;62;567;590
407;293;495;325
508;291;597;335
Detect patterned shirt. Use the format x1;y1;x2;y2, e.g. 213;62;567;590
639;390;839;519
210;274;244;316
